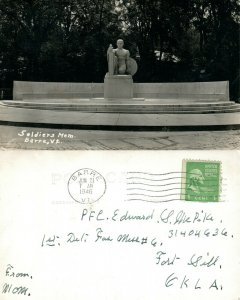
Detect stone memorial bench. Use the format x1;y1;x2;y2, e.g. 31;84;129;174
13;80;229;102
133;82;229;101
13;81;104;100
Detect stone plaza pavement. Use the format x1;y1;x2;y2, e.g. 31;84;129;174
0;103;240;149
1;125;240;150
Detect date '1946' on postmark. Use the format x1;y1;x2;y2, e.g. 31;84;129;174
68;168;106;204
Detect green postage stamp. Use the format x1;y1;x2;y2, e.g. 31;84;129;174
181;160;221;202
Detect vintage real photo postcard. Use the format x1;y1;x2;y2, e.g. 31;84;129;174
0;1;239;300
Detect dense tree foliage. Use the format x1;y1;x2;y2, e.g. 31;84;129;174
0;0;239;100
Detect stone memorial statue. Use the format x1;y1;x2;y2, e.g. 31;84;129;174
104;39;137;99
107;39;138;76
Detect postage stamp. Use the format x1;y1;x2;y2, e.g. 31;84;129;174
181;160;221;202
68;168;106;204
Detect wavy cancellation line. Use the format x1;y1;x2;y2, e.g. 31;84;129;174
127;176;220;182
126;198;182;203
127;171;217;176
128;171;188;176
127;182;182;187
127;186;219;193
127;192;187;198
127;187;182;193
126;196;222;203
127;176;185;181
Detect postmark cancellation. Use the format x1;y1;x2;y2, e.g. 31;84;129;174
68;168;106;204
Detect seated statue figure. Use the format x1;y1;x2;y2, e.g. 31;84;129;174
107;39;137;76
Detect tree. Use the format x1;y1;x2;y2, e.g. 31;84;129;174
0;0;239;99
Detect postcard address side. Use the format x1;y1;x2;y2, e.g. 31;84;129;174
0;150;239;300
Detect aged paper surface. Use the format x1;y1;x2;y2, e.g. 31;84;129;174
0;150;239;300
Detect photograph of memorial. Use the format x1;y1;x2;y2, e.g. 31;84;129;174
0;0;239;150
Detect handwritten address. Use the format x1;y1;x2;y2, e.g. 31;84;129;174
40;207;234;291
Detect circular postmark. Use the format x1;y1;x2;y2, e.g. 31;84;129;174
68;168;106;204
